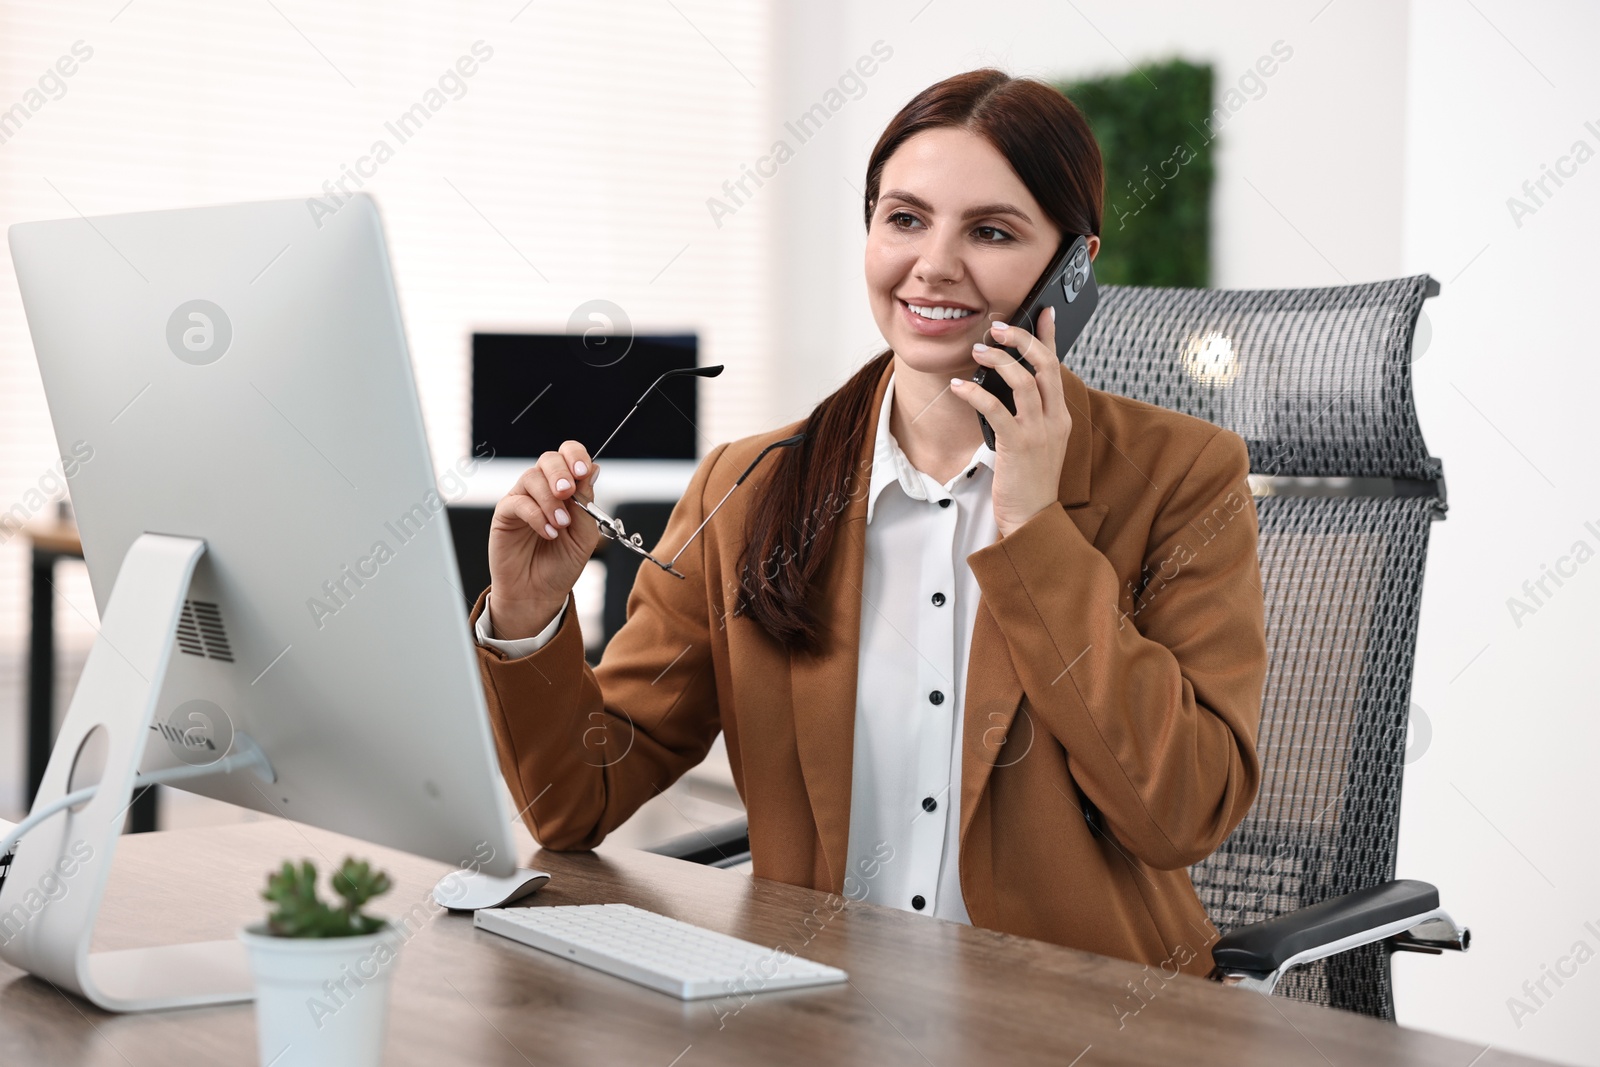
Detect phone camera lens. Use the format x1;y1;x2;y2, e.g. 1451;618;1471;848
1070;273;1085;295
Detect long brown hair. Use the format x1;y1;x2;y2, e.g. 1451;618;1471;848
736;68;1104;653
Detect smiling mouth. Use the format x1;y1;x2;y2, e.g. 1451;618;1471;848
898;298;986;337
899;298;977;321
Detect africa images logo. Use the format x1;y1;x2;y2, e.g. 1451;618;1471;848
152;699;234;767
166;299;233;365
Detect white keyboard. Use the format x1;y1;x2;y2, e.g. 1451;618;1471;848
474;903;848;1001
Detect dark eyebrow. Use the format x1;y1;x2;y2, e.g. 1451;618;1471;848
878;189;1034;225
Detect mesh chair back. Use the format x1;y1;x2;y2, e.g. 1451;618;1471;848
1071;275;1442;1019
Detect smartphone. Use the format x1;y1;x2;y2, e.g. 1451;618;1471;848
972;233;1099;450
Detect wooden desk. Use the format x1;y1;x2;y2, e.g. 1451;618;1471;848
0;819;1550;1066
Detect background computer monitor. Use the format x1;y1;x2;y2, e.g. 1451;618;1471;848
9;193;516;878
473;332;699;460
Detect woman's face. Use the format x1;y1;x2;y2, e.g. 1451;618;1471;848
865;126;1097;377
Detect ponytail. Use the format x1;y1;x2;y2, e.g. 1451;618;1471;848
736;350;892;653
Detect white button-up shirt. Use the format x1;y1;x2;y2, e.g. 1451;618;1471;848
845;373;996;922
477;372;998;923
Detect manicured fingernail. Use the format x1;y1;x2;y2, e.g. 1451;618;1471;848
556;478;572;491
992;320;1009;331
555;508;570;526
973;343;990;353
574;462;588;476
950;378;966;388
1049;306;1058;322
544;523;558;538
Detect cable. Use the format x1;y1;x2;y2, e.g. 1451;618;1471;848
0;732;276;862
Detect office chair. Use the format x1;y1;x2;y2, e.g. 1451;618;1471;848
648;273;1467;1019
1070;272;1465;1019
447;505;496;611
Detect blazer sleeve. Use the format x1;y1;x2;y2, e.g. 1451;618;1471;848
469;443;730;851
966;428;1266;870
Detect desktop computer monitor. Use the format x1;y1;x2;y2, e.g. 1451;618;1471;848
3;193;517;1009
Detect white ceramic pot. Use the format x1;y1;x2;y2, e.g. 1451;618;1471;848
238;922;402;1067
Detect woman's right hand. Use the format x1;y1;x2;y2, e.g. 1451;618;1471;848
486;440;602;640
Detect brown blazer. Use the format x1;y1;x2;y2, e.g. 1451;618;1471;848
471;359;1267;977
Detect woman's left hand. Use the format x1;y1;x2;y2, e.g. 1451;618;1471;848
950;308;1074;538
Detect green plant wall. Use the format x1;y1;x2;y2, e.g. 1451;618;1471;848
1059;59;1215;287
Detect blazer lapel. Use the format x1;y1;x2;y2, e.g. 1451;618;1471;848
787;360;892;892
961;365;1107;838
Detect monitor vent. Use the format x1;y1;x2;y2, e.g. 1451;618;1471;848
175;600;234;662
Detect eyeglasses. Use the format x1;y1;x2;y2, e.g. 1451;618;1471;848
567;365;805;579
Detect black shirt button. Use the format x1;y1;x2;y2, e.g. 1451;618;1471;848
929;690;944;705
938;498;952;508
911;895;926;911
931;592;946;607
966;467;976;478
922;796;937;812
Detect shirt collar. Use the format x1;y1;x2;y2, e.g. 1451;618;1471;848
865;371;996;525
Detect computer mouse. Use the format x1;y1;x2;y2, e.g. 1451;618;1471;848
433;867;552;911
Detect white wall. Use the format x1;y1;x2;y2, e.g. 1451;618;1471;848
0;0;772;706
764;0;1412;425
0;0;773;629
1394;2;1600;1063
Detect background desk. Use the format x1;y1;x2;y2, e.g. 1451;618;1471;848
0;819;1553;1066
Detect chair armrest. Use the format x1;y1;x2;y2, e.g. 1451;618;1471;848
642;815;750;868
1211;879;1469;993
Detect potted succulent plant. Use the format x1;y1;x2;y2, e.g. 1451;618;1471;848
238;857;398;1067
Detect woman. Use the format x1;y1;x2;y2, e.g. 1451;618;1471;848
472;69;1267;978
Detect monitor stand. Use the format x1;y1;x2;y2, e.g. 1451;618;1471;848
0;533;257;1012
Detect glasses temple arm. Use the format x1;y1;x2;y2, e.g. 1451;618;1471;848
592;365;724;462
667;433;805;567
